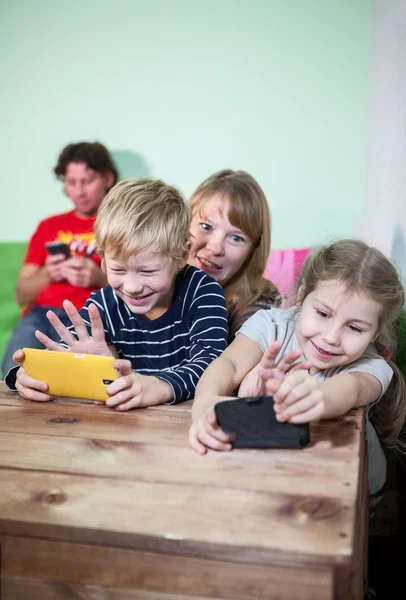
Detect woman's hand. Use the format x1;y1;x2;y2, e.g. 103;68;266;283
35;300;113;357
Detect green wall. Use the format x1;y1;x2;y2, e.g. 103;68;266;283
0;0;370;250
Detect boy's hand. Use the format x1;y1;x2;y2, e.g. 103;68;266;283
188;395;235;455
273;371;325;423
13;349;54;402
105;360;173;410
35;300;113;357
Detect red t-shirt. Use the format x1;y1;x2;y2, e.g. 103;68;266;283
23;210;102;312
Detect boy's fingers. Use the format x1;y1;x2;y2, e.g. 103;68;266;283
12;349;25;365
46;310;77;346
35;330;66;351
62;300;89;340
88;304;107;343
112;359;133;376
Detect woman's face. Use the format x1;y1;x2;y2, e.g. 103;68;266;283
188;195;254;287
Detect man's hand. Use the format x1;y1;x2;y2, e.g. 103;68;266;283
60;257;105;288
44;253;67;282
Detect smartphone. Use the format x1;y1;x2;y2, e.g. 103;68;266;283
215;396;310;449
22;348;118;402
45;241;71;259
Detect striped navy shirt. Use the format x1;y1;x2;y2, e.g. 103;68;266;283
78;266;228;403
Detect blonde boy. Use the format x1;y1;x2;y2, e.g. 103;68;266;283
10;179;228;409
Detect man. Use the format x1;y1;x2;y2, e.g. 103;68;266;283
2;142;118;377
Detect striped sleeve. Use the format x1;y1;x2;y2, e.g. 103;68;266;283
156;274;228;403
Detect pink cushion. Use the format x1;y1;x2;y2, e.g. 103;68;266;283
264;248;311;302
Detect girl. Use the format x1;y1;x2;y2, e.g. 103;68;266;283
188;169;281;340
189;239;406;496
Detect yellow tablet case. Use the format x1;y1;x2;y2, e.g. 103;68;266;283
22;349;118;402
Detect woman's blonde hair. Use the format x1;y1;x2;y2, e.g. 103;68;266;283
298;239;406;453
189;169;271;314
95;178;190;262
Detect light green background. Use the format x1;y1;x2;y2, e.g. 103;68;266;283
0;0;370;250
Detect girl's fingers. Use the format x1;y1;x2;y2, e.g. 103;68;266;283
260;342;282;371
273;371;309;404
35;330;67;351
196;423;233;451
287;404;324;424
272;349;304;378
290;360;312;373
62;300;90;341
189;424;208;455
277;381;315;409
280;391;323;422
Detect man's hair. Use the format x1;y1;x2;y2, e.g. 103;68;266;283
54;142;118;189
95;178;190;262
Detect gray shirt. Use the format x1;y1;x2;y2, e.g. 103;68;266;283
238;307;393;494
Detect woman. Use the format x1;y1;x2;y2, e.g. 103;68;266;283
188;169;281;340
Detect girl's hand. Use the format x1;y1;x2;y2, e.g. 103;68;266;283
189;397;235;455
273;370;325;423
239;342;312;398
105;360;173;410
35;300;113;357
13;349;54;402
260;342;312;393
238;363;266;397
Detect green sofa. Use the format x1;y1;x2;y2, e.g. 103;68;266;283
0;243;27;364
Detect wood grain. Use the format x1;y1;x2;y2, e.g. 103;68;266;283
1;536;333;600
0;382;366;598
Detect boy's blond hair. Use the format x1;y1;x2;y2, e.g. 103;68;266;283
95;178;190;262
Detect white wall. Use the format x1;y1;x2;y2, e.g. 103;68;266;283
363;0;406;280
0;0;370;250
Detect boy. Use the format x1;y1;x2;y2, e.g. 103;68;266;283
2;141;118;377
10;179;228;409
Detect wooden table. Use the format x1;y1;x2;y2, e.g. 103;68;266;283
0;381;368;600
